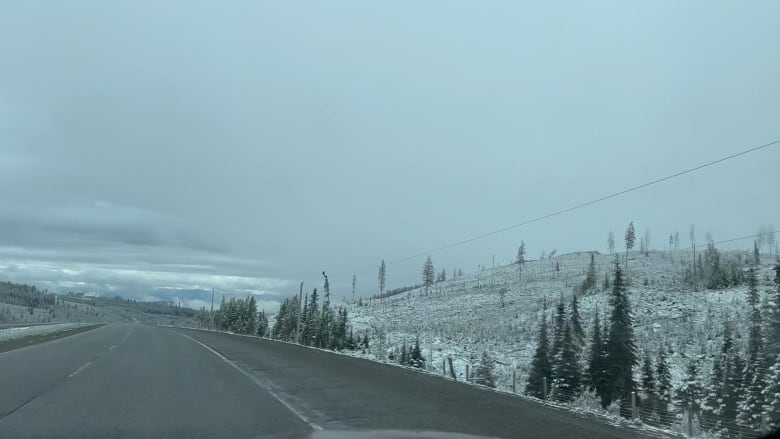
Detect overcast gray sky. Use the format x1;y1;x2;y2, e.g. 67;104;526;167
1;1;778;309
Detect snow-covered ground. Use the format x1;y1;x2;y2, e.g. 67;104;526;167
346;249;775;436
0;323;95;343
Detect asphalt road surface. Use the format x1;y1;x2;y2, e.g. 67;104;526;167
0;324;657;439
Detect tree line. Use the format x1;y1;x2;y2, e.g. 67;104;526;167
525;250;780;434
272;272;367;352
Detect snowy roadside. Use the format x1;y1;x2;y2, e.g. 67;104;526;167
0;323;95;343
164;324;682;439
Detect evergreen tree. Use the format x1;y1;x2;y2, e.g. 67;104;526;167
604;259;638;418
475;351;497;388
352;273;357;302
437;268;447;283
409;336;424;368
608;231;615;254
583;253;597;292
344;328;356;350
702;354;724;433
754;241;760;266
763;354;780;429
517;241;526;266
302;288;319;346
552;322;581;403
422;256;435;294
625;221;636;272
246;295;258;335
257;310;269;337
655;350;673;427
768;259;780;359
378;260;386;299
586;315;608;406
570;295;585;346
738;266;766;431
399;340;408;366
526;306;552;399
550;299;567;365
714;324;743;437
676;360;705;429
640;352;658;424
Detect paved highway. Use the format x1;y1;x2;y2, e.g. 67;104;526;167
0;324;656;439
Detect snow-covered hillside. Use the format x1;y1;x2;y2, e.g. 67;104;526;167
347;248;777;436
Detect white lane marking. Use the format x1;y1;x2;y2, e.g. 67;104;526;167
68;360;93;378
179;333;323;431
66;327;129;379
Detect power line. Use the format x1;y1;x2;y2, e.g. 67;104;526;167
371;138;780;269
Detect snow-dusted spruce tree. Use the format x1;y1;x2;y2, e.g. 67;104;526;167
624;221;636;273
640;352;659;425
702;323;743;437
655;350;673;427
409;336;424;368
569;295;585;345
604;259;637;418
764;354;780;429
738;266;767;432
767;259;780;360
474;351;496;388
607;230;615;254
552;322;581;403
550;300;567;368
526;304;552;399
422;256;435;295
257;310;268;336
675;360;705;433
582;253;597;293
378;260;386;299
586;315;608;408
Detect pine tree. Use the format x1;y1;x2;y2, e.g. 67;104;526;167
399;340;408;366
570;295;584;346
763;354;780;429
378;260;386;299
550;299;567;365
352;273;357;302
302;288;319;346
608;231;615;254
552;322;581;403
640;352;658;425
676;360;705;429
586;316;608;406
738;266;766;431
517;241;526;266
246;296;258;335
655;350;673;427
257;310;269;336
754;241;760;266
409;336;424;368
345;327;356;350
526;307;552;399
714;324;743;437
583;253;597;292
475;351;497;388
604;259;637;418
625;221;636;272
438;268;447;283
768;259;780;359
422;256;435;294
